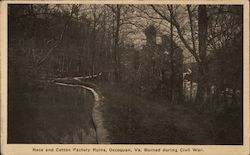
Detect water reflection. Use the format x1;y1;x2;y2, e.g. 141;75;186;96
8;83;97;144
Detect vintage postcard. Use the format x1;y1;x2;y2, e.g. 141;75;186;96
0;0;249;155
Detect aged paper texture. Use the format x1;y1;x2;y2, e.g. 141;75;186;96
1;0;249;155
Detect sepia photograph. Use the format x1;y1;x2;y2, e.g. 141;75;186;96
5;2;245;147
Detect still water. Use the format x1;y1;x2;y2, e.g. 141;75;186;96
8;83;97;144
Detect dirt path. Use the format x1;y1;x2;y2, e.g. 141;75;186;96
54;80;110;144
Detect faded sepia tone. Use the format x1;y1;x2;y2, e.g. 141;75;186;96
1;1;249;155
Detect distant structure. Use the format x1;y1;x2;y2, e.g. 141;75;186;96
144;25;157;46
141;25;183;100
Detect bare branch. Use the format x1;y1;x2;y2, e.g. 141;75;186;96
151;5;200;62
37;5;77;67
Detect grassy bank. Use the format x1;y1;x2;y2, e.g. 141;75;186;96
94;82;214;144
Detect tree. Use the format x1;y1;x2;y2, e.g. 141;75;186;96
169;4;175;101
37;4;79;67
147;5;242;103
196;5;208;103
106;5;123;81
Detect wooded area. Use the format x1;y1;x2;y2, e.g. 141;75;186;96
8;4;243;144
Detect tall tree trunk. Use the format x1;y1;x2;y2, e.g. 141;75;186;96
91;9;97;77
113;5;121;81
112;11;116;81
169;5;174;102
196;5;208;104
